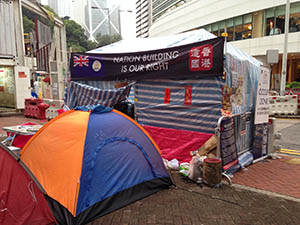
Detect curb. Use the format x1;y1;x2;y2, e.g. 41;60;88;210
232;183;300;203
0;112;24;117
274;115;300;119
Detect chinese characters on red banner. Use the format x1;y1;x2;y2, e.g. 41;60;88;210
189;44;213;71
164;88;171;104
184;86;192;105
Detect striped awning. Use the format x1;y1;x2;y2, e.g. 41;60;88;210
65;81;133;109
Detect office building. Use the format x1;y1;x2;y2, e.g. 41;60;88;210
48;0;122;42
136;0;151;37
147;0;300;84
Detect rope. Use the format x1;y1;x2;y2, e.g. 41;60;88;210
168;168;242;207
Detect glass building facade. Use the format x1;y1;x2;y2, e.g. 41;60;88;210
200;2;300;42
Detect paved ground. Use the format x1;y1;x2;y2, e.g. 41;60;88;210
2;114;300;224
232;155;300;199
89;170;300;225
274;118;300;151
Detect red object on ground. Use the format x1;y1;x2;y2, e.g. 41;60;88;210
0;145;57;225
143;125;213;163
57;108;67;115
38;103;50;120
6;122;37;149
43;77;50;83
24;98;45;119
204;158;221;164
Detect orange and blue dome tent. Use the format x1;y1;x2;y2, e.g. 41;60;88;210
20;105;172;225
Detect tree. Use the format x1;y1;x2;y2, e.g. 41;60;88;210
95;33;122;48
22;5;100;53
23;15;35;33
63;18;94;52
22;6;55;33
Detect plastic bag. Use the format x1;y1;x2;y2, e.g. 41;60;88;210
188;156;205;182
179;163;190;177
168;159;179;170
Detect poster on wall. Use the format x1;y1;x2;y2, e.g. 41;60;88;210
0;66;15;107
0;67;4;91
254;66;270;124
7;69;15;94
220;117;238;168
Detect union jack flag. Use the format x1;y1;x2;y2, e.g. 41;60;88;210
73;55;89;67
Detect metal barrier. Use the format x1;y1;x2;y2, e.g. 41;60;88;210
269;95;298;115
43;98;64;120
216;112;274;175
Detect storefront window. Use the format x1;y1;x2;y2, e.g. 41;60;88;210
212;23;219;36
265;6;285;36
234;16;243;40
219;21;225;37
226;19;234;41
290;2;300;32
204;24;212;32
265;8;276;36
243;14;252;39
275;5;285;34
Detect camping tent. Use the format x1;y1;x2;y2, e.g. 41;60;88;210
19;105;172;225
0;143;56;225
68;29;261;163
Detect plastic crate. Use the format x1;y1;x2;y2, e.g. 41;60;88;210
24;98;45;119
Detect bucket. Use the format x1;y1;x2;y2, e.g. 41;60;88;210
203;158;222;187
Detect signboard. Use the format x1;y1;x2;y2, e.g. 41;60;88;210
255;66;270;124
266;49;279;64
70;37;224;81
14;66;31;109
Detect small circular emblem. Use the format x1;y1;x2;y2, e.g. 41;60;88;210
92;60;102;72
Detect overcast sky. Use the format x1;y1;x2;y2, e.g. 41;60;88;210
40;0;136;39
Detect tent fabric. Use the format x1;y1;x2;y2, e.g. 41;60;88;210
89;29;260;115
88;29;218;54
0;143;56;225
65;81;133;109
135;77;224;133
78;80;115;89
21;110;90;216
20;106;172;225
143;125;213;163
225;45;261;114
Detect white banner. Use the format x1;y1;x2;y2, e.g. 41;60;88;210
255;66;270;124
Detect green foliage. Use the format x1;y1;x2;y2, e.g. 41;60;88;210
286;81;300;89
21;5;108;53
95;33;122;48
87;40;98;50
22;6;55;33
23;15;35;33
42;5;59;18
63;18;93;52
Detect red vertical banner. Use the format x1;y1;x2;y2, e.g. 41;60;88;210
184;86;192;105
164;88;171;104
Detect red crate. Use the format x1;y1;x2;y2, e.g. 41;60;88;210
24;98;45;119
